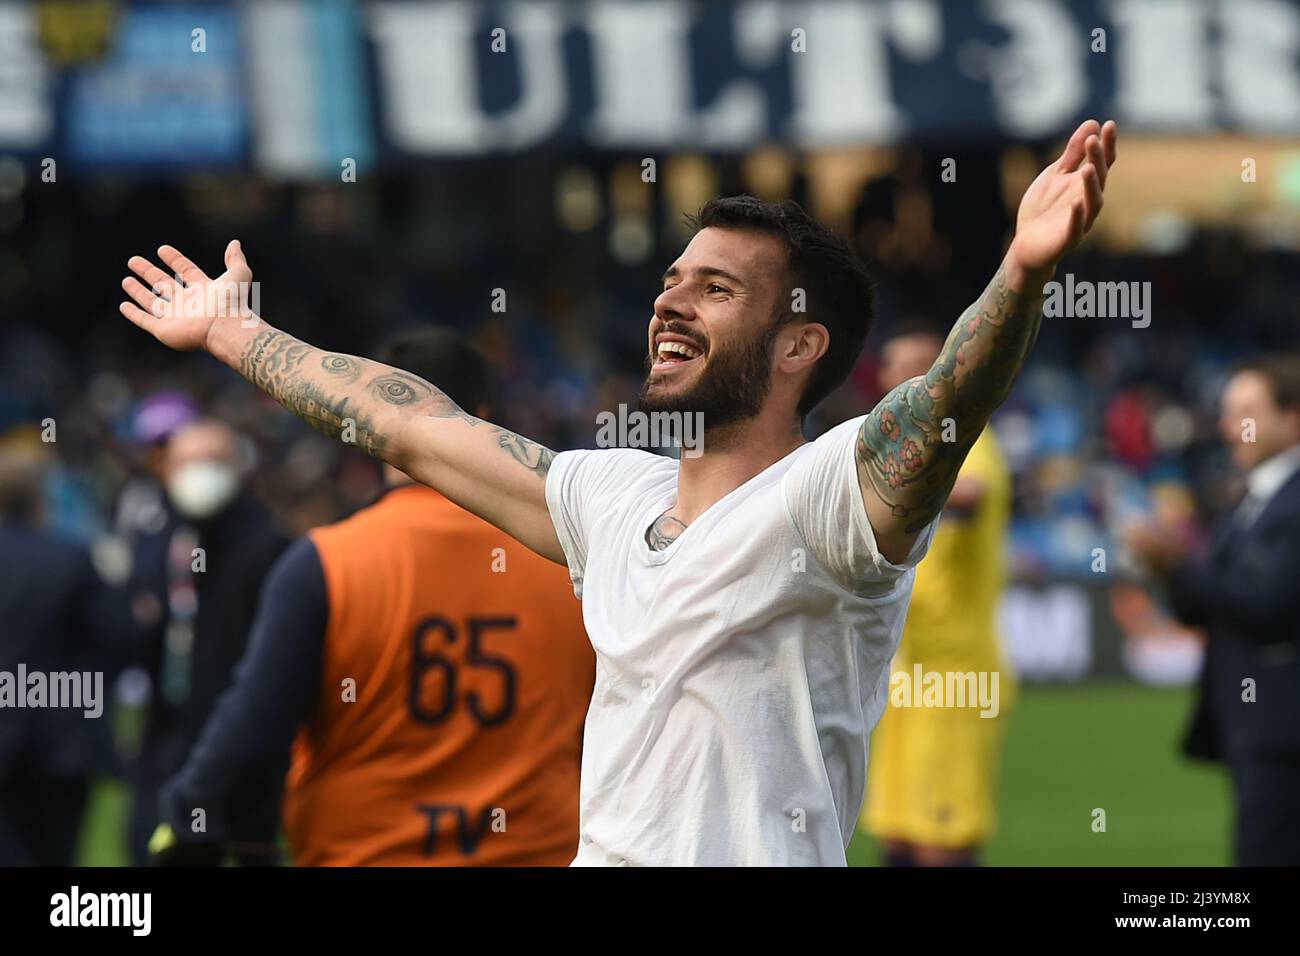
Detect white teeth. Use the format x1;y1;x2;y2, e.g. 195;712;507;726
657;340;702;360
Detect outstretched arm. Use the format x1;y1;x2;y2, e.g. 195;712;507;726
119;243;563;563
858;119;1118;563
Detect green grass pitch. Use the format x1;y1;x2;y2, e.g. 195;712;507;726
76;682;1231;866
848;681;1232;866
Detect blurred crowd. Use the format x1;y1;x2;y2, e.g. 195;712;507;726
3;154;1296;575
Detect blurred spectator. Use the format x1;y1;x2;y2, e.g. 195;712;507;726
112;391;200;547
1104;390;1155;472
0;440;130;865
1129;355;1300;865
123;418;288;865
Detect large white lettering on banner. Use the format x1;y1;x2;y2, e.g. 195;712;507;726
3;0;1299;168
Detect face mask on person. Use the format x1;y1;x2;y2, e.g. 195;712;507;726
166;460;239;520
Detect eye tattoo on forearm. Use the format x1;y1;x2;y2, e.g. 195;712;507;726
369;371;433;406
320;354;363;383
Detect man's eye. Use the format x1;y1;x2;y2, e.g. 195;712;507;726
707;283;728;294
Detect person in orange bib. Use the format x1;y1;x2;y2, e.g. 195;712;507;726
153;329;594;865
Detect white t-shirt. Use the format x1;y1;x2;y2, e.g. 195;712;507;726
545;415;938;866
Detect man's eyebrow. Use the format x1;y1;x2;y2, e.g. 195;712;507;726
660;265;747;287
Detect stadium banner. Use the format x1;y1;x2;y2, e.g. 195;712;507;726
4;0;1299;175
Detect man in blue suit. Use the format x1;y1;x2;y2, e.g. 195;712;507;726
1131;355;1300;866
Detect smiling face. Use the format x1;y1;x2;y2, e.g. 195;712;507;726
639;227;792;430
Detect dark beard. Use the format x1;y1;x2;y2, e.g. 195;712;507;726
637;321;781;431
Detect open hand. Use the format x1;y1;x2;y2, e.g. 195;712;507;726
119;240;254;352
1008;119;1118;278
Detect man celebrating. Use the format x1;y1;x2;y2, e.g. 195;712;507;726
119;120;1117;866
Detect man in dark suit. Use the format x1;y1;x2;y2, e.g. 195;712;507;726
1130;355;1300;866
0;448;129;865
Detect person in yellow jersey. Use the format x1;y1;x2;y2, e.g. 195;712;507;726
861;320;1015;867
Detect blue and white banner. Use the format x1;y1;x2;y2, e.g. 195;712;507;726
3;0;1299;175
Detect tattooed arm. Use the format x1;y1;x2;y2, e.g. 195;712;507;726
859;119;1117;563
857;263;1043;561
119;242;563;563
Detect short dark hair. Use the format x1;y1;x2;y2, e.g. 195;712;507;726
1233;354;1300;412
688;195;874;417
375;327;495;417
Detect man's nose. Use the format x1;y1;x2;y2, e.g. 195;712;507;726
654;284;695;322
